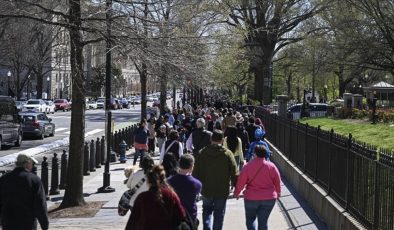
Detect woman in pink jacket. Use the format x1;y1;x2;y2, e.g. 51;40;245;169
234;145;281;230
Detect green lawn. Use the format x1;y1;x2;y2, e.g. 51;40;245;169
300;118;394;151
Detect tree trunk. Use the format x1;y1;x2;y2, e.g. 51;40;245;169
140;63;147;119
286;71;292;97
159;73;167;115
60;0;85;208
253;61;272;105
36;72;43;99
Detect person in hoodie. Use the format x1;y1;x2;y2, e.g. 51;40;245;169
245;128;271;162
193;130;238;230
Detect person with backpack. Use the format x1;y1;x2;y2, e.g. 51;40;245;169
168;154;202;229
245;128;271;162
186;118;212;155
133;119;149;166
160;130;184;163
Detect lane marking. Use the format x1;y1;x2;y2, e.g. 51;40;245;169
56;128;68;132
84;129;104;137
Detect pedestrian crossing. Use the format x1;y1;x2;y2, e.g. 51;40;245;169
58;128;104;137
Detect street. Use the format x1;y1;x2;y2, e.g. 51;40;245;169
0;100;168;158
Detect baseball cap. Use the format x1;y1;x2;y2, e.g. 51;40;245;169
16;153;38;164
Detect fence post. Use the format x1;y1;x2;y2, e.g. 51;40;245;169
101;136;106;165
59;150;68;190
96;138;101;168
90;139;96;172
328;129;334;194
49;153;60;195
114;131;118;154
345;133;352;210
83;142;90;176
304;123;308;172
41;156;49;200
131;125;135;146
373;160;380;230
315;126;320;181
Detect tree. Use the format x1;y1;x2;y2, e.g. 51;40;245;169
89;63;122;98
212;0;327;104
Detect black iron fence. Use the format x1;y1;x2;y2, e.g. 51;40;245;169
256;107;394;230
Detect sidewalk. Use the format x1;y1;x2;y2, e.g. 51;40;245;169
43;150;327;230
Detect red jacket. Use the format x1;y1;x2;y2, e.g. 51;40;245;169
126;187;186;230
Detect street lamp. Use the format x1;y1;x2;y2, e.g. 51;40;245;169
47;77;50;99
7;71;11;96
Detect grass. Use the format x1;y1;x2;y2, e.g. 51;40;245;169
299;117;394;151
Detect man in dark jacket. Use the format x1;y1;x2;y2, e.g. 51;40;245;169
0;154;49;230
186;118;212;155
193;130;238;230
245;116;260;142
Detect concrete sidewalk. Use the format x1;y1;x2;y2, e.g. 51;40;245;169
43;151;327;230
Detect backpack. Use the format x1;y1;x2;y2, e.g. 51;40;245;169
134;127;148;144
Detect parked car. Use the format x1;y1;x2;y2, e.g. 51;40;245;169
45;101;56;114
22;99;47;113
287;103;331;120
15;101;27;112
54;99;71;112
132;96;141;105
152;100;160;107
87;100;98;109
119;98;130;109
113;99;121;110
96;98;105;109
19;111;55;139
0;96;23;149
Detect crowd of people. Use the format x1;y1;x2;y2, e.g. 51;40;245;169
125;101;282;230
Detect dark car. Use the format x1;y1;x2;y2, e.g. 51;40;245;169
19;112;55;139
0;96;23;149
54;99;71;112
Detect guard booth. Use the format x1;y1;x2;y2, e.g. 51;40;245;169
363;81;394;108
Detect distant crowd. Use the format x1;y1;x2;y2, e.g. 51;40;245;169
124;100;282;230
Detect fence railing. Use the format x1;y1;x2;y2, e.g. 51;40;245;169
0;123;138;200
255;107;394;230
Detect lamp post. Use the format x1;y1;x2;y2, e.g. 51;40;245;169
372;91;377;124
7;71;11;96
46;77;50;99
60;79;63;99
98;0;115;194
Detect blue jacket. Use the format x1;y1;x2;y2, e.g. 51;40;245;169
245;139;271;161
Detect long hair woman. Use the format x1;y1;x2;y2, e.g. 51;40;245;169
126;165;186;230
223;125;244;170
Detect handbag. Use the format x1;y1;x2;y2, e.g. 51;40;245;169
118;177;145;216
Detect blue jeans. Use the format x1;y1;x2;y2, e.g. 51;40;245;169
133;149;145;165
201;196;227;230
244;199;276;230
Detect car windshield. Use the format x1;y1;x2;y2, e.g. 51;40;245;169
45;102;51;105
27;101;40;105
54;100;64;103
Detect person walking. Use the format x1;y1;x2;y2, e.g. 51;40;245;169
193;130;238;230
168;154;202;226
133;119;149;166
234;145;281;230
0;154;49;230
245;128;271;162
186;118;212;155
147;116;157;155
126;165;186;230
160;130;183;163
223;126;244;171
122;155;155;215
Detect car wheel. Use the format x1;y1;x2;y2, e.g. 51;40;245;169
14;132;22;147
63;108;66;112
50;129;55;137
0;137;3;150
